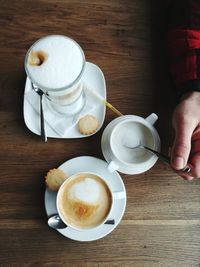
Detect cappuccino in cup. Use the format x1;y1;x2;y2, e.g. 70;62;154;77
57;172;113;230
25;35;85;115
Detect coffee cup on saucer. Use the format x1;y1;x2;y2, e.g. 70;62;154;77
101;113;160;175
56;172;125;231
24;35;86;116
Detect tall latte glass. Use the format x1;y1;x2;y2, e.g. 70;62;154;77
25;35;85;115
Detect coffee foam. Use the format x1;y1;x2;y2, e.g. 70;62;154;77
58;174;112;229
68;178;100;204
26;35;84;89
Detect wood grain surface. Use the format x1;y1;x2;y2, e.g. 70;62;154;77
0;0;200;266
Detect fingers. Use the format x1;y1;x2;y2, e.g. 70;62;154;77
170;93;200;180
172;140;200;181
176;163;194;180
171;119;193;171
188;150;200;179
176;159;200;180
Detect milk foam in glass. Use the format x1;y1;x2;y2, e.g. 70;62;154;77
25;35;85;115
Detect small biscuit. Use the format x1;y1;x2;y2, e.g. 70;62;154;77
78;114;99;135
45;168;68;191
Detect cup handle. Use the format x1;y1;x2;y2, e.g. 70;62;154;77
145;113;158;125
113;191;126;200
107;161;119;173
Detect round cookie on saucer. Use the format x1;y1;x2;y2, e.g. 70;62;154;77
45;168;68;191
78;114;99;135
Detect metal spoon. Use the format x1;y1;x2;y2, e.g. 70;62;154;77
124;142;191;173
48;214;67;229
48;214;115;230
31;83;47;142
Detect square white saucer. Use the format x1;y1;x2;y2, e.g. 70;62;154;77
44;156;126;242
23;62;106;138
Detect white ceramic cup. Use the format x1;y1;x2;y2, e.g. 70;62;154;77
56;172;125;231
101;113;160;175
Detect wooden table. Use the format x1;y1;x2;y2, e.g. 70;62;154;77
1;0;200;266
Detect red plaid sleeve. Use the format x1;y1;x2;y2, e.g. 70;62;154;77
167;0;200;97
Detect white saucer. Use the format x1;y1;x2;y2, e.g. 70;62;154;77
44;156;126;242
23;62;106;138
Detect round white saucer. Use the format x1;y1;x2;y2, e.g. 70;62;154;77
44;156;126;242
23;62;106;138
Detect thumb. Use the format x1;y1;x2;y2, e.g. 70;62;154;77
171;121;193;170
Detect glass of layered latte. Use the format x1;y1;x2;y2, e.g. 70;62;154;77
25;35;86;115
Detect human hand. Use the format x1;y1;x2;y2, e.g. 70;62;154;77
171;91;200;180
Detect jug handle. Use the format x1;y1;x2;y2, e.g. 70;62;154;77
145;113;158;125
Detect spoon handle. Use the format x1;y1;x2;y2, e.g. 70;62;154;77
143;146;170;164
143;146;191;173
40;95;47;142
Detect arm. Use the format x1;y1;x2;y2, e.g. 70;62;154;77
167;0;200;180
